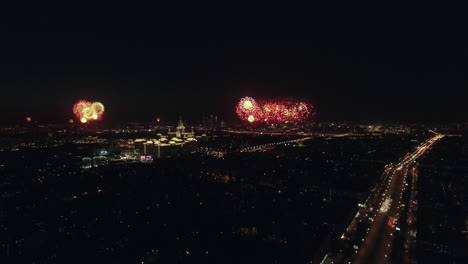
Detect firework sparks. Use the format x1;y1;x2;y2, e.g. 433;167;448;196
235;96;314;124
73;100;105;124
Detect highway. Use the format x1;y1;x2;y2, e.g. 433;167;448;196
321;133;444;264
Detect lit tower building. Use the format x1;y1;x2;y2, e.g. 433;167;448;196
176;117;185;138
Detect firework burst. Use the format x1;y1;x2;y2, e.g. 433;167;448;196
235;96;314;124
73;100;105;123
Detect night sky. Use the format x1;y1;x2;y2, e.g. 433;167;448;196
1;3;467;124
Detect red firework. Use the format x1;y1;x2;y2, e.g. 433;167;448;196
235;96;314;124
73;100;105;123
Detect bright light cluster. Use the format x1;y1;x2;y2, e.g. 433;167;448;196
73;100;105;123
236;96;314;124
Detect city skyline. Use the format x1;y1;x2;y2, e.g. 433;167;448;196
1;2;467;263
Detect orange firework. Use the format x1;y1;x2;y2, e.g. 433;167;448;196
25;117;32;123
73;100;105;124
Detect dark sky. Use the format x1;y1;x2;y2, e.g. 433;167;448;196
1;2;467;124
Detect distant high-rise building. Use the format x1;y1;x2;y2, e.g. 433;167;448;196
92;156;108;167
143;141;156;155
82;157;92;169
156;144;161;158
134;139;145;151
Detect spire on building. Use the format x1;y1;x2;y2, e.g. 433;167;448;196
176;116;185;138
